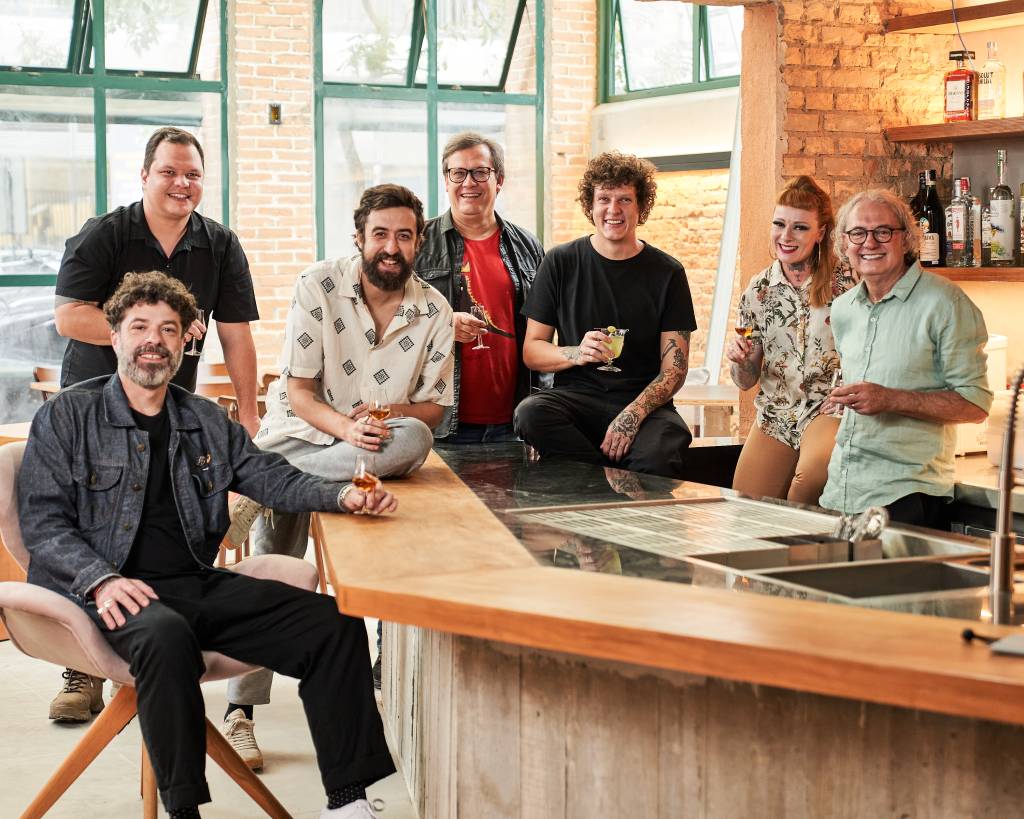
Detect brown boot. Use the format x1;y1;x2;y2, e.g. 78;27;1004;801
49;668;105;722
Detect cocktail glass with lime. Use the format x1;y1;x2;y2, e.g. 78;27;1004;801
595;326;628;372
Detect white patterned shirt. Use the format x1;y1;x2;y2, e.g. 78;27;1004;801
257;254;455;447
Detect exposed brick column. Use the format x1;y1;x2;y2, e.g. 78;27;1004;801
231;0;317;368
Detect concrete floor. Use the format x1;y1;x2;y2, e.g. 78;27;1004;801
0;619;416;819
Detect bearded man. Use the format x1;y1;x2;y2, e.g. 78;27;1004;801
218;184;454;763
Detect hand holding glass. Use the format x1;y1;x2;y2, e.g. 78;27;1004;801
185;309;205;357
352;454;380;514
595;327;628;372
469;305;489;350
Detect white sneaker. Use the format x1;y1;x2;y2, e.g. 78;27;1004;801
320;798;385;818
225;496;265;548
221;708;263;770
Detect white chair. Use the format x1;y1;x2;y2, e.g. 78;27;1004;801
0;440;316;818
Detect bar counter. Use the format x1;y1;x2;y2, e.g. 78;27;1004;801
321;446;1024;818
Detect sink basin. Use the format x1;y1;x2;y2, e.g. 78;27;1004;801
760;560;989;598
698;534;882;571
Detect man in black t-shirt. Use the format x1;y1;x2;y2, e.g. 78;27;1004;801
516;152;696;479
54;127;260;433
49;126;262;725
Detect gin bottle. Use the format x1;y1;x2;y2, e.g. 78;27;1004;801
949;177;969;267
989;149;1015;266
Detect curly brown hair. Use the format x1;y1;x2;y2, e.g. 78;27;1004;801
104;271;199;331
577;151;658;225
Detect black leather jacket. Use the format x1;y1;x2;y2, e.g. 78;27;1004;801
415;210;545;437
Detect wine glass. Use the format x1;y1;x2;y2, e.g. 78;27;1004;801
352;453;380;514
826;367;845;417
469;304;490;350
185;309;205;357
366;387;390;422
595;327;628;372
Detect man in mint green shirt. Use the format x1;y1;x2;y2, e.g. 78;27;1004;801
820;190;992;528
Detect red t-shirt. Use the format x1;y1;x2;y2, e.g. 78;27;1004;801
459;232;518;425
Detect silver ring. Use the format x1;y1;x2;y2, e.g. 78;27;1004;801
99;600;113;612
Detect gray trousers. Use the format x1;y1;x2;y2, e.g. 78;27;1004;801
225;417;433;706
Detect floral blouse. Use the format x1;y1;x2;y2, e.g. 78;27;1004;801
736;260;857;449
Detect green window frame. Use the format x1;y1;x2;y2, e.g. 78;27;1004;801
0;0;230;286
314;0;545;256
599;1;740;103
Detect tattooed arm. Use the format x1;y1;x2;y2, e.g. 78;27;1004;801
727;336;764;391
601;330;691;462
523;318;619;372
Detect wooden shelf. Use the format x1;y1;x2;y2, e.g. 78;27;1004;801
885;117;1024;143
933;266;1024;282
884;0;1024;35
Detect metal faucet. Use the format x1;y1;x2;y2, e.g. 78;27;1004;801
990;366;1024;625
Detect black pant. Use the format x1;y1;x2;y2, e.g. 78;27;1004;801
514;388;692;479
85;570;394;811
885;492;950;530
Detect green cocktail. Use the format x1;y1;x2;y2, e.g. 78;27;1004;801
596;326;628;372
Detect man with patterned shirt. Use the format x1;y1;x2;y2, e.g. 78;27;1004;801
220;184;454;766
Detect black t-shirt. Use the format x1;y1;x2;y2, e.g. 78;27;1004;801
56;201;259;390
120;405;198;578
522;237;697;396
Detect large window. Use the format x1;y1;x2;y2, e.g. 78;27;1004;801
600;1;742;102
0;0;227;421
317;0;544;259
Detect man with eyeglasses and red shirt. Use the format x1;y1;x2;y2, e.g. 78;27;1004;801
414;131;545;444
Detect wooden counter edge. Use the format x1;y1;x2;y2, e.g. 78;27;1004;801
334;564;1024;728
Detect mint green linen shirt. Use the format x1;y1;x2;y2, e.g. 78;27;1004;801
820;263;992;515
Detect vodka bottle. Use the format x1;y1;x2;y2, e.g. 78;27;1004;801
978;41;1006;120
989;149;1015;266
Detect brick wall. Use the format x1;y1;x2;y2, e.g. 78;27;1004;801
638;169;735;372
778;0;956;206
231;0;317;370
546;0;598;244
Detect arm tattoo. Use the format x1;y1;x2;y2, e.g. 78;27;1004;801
730;358;760;390
610;408;641;437
560;346;581;362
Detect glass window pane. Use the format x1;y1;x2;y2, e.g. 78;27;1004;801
105;90;223;223
708;6;743;79
323;0;416;85
437;103;536;236
619;0;692;91
104;0;201;73
0;285;68;422
0;86;95;274
0;0;75;68
420;0;524;88
323;98;427;259
503;0;536;94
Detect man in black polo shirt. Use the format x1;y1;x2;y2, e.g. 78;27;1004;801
49;126;262;723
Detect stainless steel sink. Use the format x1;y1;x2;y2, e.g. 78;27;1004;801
698;535;882;570
760;560;990;598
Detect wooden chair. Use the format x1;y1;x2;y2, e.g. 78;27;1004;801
0;441;316;818
31;366;62;403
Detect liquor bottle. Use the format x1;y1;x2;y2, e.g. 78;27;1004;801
1020;180;1024;265
978;41;1006;120
909;171;926;216
981;205;992;266
944;50;978;122
942;177;966;266
989;149;1015;266
942;179;958;266
971;189;982;267
913;170;945;267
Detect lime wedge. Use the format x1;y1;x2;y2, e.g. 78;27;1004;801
606;325;617;334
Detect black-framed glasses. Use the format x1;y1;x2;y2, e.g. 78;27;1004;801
844;226;905;245
446;167;496;184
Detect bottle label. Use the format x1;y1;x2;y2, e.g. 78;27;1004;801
950;204;966;245
945;79;967;113
920;232;940;263
990;200;1014;261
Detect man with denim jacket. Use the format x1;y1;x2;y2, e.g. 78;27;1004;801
19;271;395;819
415;131;544;443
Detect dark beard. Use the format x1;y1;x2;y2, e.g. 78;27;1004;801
117;342;183;389
361;250;413;292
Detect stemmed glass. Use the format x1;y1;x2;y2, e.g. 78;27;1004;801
352;453;380;514
469;304;490;350
185;309;205;357
366;387;390;422
595;327;628;372
826;367;845;417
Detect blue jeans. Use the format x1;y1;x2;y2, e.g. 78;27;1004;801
445;421;519;444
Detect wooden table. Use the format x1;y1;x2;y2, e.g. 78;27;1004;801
673;383;739;437
320;451;1024;818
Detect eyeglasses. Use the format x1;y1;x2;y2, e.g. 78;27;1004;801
445;167;496;184
844;226;905;245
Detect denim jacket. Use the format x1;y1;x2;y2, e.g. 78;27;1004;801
19;375;346;605
414;209;545;437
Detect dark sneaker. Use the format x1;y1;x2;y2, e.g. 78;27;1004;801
372;654;382;691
